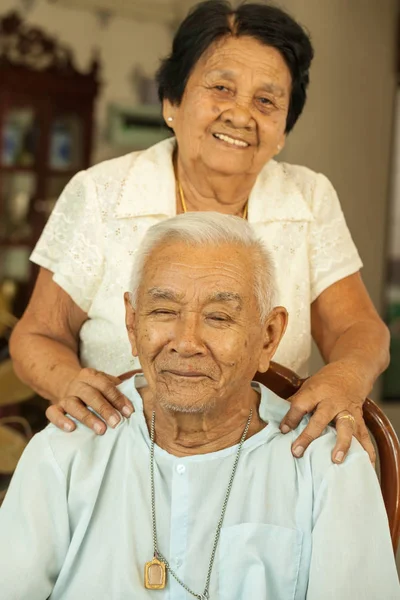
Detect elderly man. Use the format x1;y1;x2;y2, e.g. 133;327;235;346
0;212;398;599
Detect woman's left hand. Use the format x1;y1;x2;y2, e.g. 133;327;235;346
279;362;376;464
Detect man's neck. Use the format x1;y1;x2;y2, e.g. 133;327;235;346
140;387;266;457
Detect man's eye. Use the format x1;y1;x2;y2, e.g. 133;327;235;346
208;314;230;322
152;309;175;316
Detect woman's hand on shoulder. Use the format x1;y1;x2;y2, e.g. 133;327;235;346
46;368;134;434
279;362;375;464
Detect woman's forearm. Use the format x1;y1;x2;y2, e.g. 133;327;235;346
326;318;390;397
9;329;82;404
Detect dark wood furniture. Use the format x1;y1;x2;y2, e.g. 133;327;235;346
121;361;400;553
0;12;100;315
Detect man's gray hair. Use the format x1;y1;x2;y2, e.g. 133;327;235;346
129;212;277;320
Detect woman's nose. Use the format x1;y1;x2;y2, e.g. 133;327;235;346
220;96;254;129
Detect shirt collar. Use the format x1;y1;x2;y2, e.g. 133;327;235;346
114;137;177;219
115;137;313;223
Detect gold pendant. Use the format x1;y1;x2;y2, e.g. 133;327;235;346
144;556;166;590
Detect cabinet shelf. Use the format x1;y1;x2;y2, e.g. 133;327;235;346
0;239;34;248
0;165;36;174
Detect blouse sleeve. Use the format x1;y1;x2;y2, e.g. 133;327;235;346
309;173;363;302
30;170;105;313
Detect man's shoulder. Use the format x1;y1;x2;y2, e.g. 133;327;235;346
32;417;129;477
260;386;369;480
295;417;370;488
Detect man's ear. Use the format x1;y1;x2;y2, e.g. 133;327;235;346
124;292;138;357
257;307;288;373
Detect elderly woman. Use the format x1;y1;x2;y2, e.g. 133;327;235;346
10;0;388;464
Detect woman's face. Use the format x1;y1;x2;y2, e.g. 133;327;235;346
164;35;292;178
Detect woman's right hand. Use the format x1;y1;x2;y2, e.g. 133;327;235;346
46;368;134;434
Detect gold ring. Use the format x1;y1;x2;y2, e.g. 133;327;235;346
335;413;356;426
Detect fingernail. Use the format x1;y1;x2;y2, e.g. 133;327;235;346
335;451;344;463
63;423;74;432
293;446;304;458
94;422;104;435
122;405;133;418
108;414;120;428
281;424;291;434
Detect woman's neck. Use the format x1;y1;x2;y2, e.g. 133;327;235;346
175;152;257;215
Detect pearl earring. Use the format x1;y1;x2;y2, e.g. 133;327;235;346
167;117;173;122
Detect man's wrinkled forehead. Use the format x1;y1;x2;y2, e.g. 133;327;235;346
136;239;256;304
145;286;243;310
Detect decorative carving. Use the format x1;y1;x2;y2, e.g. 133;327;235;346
0;11;99;78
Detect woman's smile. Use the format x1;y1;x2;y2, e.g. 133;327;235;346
212;132;250;148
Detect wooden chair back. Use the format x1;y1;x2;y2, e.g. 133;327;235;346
121;361;400;552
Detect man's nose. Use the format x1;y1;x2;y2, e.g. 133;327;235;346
170;314;206;357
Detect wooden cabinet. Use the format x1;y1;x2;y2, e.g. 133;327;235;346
0;12;100;315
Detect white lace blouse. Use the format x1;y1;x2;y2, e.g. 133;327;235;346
31;138;362;378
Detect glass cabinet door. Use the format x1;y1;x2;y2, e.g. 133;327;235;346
48;113;83;171
1;107;39;168
0;172;36;243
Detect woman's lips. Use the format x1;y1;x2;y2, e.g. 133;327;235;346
212;132;250;148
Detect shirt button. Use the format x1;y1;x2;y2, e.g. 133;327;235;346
176;464;186;474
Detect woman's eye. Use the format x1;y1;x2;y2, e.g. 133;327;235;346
214;85;229;92
258;97;272;106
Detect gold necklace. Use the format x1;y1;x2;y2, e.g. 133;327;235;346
177;178;248;220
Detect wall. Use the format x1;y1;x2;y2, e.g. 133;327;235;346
0;0;172;164
389;90;400;262
277;0;398;384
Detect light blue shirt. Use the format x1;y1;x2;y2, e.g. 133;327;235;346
0;374;399;599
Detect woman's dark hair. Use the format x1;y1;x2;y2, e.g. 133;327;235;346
156;0;314;133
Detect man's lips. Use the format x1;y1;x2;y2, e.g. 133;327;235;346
162;369;209;378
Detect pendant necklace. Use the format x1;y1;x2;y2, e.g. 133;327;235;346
144;409;253;598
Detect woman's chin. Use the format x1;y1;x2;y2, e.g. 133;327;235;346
201;154;254;177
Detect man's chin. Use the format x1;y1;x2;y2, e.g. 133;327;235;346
157;395;217;415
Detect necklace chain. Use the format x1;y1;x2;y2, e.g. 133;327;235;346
177;178;248;220
149;409;253;599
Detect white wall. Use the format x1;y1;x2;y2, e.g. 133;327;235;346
0;0;172;164
389;90;400;261
277;0;398;384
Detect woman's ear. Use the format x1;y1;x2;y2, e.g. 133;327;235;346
162;99;175;128
124;292;138;357
257;306;288;373
274;134;286;156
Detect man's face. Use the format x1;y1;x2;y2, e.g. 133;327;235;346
125;241;286;413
